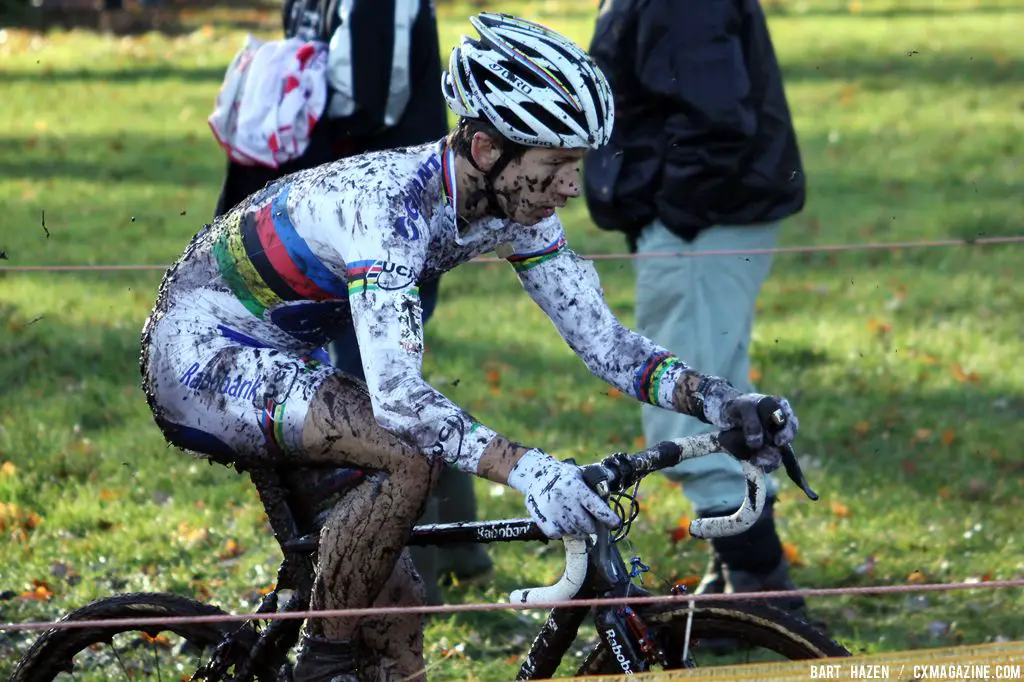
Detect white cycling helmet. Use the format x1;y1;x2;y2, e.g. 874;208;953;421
442;13;614;150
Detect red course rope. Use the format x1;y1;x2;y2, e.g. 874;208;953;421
2;579;1022;632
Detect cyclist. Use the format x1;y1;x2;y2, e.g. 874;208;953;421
140;13;800;681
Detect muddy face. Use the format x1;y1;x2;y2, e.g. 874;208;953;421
493;147;585;225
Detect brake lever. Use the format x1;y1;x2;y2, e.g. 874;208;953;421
781;444;818;501
581;463;612;500
759;399;819;502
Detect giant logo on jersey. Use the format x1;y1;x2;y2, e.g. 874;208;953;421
394;154;442;241
180;362;264;403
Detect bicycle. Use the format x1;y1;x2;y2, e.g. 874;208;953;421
11;402;850;680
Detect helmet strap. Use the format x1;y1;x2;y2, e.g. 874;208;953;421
462;128;522;221
478;146;519;220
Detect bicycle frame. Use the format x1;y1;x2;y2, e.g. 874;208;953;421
410;519;668;680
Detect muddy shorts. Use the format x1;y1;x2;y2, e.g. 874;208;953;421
142;313;337;464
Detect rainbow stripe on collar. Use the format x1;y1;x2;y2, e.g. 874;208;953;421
440;141;457;217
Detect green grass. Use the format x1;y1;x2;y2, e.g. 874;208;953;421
1;0;1023;678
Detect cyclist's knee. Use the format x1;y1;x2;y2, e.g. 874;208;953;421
391;451;443;492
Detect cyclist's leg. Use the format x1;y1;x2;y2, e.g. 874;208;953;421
143;317;439;678
301;376;441;650
358;550;428;680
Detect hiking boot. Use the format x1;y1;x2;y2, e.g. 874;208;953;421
689;497;823;654
292;635;360;682
721;556;809;617
694;552;817;655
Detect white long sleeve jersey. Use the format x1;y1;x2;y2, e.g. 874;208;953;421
148;139;689;473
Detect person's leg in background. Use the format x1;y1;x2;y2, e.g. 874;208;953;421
634;219;806;613
325;277;492;605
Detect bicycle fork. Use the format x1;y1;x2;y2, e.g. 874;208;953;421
589;528;670;675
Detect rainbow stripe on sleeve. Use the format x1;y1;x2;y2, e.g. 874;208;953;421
634;351;681;405
506;235;567;273
345;260;421;297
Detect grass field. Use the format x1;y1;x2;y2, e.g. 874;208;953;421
1;0;1022;678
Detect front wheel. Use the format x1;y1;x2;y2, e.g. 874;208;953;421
10;592;276;681
578;599;851;674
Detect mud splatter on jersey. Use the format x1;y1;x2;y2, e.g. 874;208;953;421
145;139;690;473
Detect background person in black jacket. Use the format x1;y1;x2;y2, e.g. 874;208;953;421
584;0;809;613
212;0;492;612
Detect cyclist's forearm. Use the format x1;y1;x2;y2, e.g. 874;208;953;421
670;369;739;426
476;436;534;484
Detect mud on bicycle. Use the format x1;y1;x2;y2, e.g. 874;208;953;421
12;401;850;680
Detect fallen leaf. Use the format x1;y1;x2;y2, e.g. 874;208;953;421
219;538;245;560
830;501;851;518
938;486;953;500
748;367;763;383
840;83;858;107
0;502;42;535
782;541;805;567
21;581;54;601
853;421;871;435
632;435;645;450
141;632;171;647
673;575;701;590
98;489;119;501
606;388;625;400
866;318;892;335
669;516;691;544
908;570;928;584
941;429;956;447
950;363;980;383
911;428;932;444
486;368;501;387
177;521;208;546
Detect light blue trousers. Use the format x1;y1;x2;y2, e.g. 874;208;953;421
634;220;781;515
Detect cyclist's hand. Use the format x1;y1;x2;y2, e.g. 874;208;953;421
507;450;620;539
720;393;798;471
